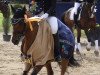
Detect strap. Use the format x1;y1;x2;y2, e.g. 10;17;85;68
24;14;41;31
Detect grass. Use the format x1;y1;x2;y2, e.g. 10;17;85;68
0;12;12;33
0;13;3;31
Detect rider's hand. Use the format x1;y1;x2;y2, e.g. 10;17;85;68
40;13;49;19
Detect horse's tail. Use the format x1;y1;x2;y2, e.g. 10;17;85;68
61;12;66;24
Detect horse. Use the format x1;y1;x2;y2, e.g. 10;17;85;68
11;6;78;75
61;1;99;56
0;0;10;35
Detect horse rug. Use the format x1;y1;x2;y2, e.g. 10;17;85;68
27;20;54;66
58;19;75;47
56;19;75;59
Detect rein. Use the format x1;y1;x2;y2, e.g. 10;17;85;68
24;14;41;31
11;18;24;25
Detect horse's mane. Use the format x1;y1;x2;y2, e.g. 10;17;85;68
25;11;33;18
81;3;92;19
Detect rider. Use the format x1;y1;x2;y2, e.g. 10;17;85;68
29;0;61;61
29;0;43;15
70;0;95;25
70;0;84;25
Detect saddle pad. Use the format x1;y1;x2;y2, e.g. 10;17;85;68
57;19;75;47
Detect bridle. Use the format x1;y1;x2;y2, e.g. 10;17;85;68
11;17;27;36
91;0;97;15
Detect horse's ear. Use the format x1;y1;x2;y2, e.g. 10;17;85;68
23;6;26;14
11;5;15;13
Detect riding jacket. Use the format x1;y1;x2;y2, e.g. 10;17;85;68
30;0;56;16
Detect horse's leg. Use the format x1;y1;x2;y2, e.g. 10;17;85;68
69;49;80;67
60;58;69;75
45;62;54;75
31;65;43;75
23;63;32;75
93;29;99;56
84;30;92;51
76;28;82;54
21;40;32;75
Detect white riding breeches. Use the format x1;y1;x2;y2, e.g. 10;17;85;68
47;16;58;34
34;12;58;34
70;2;81;20
74;2;81;14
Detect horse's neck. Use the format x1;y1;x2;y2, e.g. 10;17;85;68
81;5;90;19
22;11;39;55
22;23;38;55
81;5;88;17
26;11;33;18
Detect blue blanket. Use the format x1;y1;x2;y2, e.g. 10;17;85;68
57;19;75;47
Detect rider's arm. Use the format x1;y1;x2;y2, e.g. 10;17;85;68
41;0;56;19
46;0;56;15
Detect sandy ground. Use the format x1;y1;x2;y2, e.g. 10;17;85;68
0;33;100;75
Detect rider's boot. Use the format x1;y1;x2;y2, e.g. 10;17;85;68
74;13;79;26
53;32;61;62
74;6;81;27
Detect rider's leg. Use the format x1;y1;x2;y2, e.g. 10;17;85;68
74;2;81;25
70;2;81;20
74;2;81;15
47;17;58;34
47;17;61;61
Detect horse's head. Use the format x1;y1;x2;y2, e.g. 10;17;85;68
11;5;26;45
82;1;96;18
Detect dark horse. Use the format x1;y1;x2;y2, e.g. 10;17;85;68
11;6;78;75
0;0;10;35
62;1;99;56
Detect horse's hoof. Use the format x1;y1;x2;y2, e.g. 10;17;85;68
69;60;81;67
23;71;28;75
86;47;91;51
94;51;99;57
76;49;81;55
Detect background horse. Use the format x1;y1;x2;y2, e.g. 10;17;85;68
11;5;77;75
62;1;99;56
